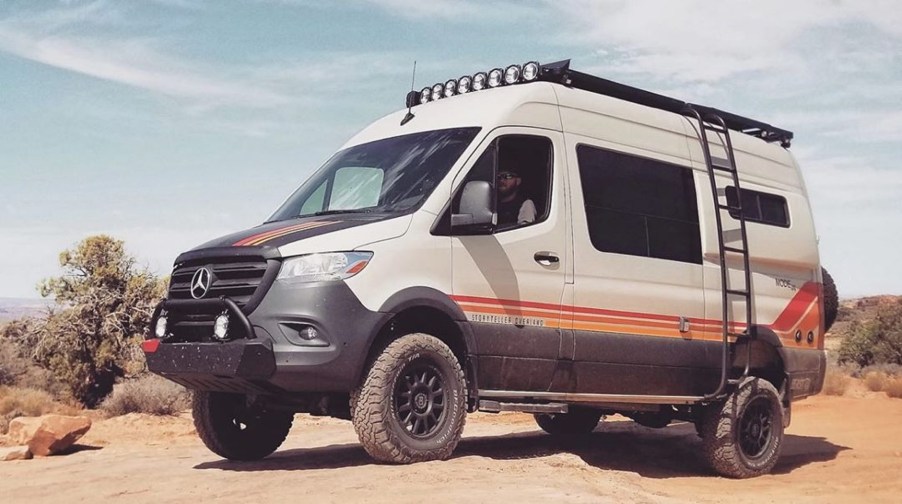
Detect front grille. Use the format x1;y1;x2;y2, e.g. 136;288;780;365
168;256;278;311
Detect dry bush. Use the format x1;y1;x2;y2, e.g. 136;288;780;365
863;371;889;392
100;374;191;417
822;366;852;396
885;378;902;399
0;386;79;434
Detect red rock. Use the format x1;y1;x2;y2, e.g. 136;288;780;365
7;415;92;456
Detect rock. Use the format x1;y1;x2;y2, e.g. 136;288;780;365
0;446;33;461
7;415;92;456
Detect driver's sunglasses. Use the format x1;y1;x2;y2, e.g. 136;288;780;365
497;172;517;180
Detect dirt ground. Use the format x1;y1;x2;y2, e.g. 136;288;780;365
2;389;901;504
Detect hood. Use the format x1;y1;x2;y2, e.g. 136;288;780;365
185;213;412;259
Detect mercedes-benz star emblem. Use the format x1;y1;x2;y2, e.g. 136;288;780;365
190;267;212;299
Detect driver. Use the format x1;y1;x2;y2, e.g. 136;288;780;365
496;169;536;226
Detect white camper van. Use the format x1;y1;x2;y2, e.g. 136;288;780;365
144;60;837;478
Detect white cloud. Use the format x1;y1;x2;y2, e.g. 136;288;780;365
553;0;902;82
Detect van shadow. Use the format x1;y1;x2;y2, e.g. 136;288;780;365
194;422;848;478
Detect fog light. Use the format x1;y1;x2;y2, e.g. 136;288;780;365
431;83;444;100
419;86;431;104
154;316;168;339
213;314;229;340
299;326;318;341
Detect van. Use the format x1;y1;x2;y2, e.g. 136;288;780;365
144;59;838;478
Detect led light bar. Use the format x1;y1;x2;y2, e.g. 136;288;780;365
410;61;542;107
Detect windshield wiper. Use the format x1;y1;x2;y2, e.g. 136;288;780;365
312;208;380;216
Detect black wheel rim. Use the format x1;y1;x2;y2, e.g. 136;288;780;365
394;360;446;439
739;397;773;460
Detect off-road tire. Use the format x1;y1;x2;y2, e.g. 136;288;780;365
822;267;839;332
700;377;784;478
193;391;293;461
351;333;467;463
534;407;602;435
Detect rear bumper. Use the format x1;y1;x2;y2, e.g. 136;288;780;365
144;280;390;395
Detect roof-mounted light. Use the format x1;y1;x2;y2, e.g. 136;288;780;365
504;64;521;85
444;79;457;98
488;68;504;88
408;60;542;107
458;75;472;94
523;61;539;81
472;72;487;91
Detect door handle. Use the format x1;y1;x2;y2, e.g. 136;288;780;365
534;252;560;265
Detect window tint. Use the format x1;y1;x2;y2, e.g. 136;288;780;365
725;187;790;227
577;145;702;264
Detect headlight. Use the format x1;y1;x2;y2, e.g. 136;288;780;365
277;252;373;284
431;83;444;100
419;86;432;104
522;61;539;81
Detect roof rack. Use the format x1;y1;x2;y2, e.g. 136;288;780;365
538;59;793;148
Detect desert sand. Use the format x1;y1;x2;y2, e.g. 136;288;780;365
2;390;900;504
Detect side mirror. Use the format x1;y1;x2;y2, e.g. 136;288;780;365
451;181;495;232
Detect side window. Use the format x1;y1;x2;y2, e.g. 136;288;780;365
577;145;702;264
450;135;553;232
725;186;790;227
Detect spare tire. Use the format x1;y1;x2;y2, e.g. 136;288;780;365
822;267;838;332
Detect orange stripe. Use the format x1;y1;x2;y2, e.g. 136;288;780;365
454;281;822;347
233;221;334;247
243;221;334;246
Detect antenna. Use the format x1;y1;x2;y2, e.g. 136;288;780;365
401;60;416;126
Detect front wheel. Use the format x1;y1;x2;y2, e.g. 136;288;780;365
192;391;293;461
351;333;467;463
699;377;784;478
534;407;602;435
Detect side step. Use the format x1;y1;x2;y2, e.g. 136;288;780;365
478;400;568;414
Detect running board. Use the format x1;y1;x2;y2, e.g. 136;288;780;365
478;390;707;405
478;400;568;414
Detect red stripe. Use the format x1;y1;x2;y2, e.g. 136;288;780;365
769;282;819;332
233;222;318;247
451;281;821;332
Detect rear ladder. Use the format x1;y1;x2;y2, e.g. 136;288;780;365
684;108;753;400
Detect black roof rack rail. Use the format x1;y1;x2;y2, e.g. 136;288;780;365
538;59;793;148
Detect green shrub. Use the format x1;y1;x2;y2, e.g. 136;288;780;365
838;299;902;367
100;374;191;417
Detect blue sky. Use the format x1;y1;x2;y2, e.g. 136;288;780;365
1;0;900;298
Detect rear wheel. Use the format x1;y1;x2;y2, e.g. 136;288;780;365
534;407;602;435
699;377;784;478
351;333;467;463
192;391;293;461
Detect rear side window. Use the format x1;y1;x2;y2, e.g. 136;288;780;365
725;187;790;227
577;145;702;264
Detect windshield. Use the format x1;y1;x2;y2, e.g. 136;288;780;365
268;127;481;222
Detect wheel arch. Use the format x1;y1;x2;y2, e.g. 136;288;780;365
736;326;788;396
358;287;479;407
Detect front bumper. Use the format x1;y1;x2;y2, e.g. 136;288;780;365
144;281;390;395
